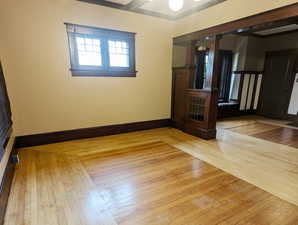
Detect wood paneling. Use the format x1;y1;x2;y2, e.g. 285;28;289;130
171;68;190;129
5;129;298;224
172;38;220;140
16;119;171;148
184;89;217;139
258;50;298;119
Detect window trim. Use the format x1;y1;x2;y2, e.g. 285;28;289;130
65;23;137;77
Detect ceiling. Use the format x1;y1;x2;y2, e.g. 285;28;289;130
78;0;227;20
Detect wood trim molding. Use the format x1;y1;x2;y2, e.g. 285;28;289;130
174;3;298;44
0;139;17;225
78;0;226;21
16;119;172;148
65;23;137;77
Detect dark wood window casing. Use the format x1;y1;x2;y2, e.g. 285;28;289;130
65;23;136;77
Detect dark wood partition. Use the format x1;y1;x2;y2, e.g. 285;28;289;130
184;89;218;139
172;67;193;130
172;41;196;130
172;36;220;139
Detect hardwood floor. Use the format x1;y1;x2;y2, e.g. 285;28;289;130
252;127;298;148
224;118;298;148
5;116;298;224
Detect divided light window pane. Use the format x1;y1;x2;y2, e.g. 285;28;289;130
108;40;129;67
76;37;102;66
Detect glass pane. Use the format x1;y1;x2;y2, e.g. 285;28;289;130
76;37;102;66
108;40;129;67
76;37;84;44
189;96;205;121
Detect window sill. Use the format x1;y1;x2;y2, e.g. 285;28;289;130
70;69;137;77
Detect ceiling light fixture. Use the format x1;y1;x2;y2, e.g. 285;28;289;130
168;0;184;11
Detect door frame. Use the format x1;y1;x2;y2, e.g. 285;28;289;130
171;3;298;136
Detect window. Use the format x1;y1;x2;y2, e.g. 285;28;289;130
108;40;129;67
194;50;209;89
218;50;233;102
76;37;102;66
65;23;136;77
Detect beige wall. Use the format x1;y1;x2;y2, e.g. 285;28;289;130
0;0;174;136
174;0;298;37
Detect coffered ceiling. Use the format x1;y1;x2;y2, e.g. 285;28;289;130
78;0;227;20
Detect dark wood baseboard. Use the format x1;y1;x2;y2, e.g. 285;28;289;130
218;109;257;119
0;139;17;225
171;120;185;131
16;119;172;148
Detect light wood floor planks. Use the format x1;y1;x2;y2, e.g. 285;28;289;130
5;119;298;224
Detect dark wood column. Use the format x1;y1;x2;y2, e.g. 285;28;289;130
183;36;220;139
171;41;196;130
185;40;197;88
204;36;220;136
172;36;221;140
204;37;220;90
